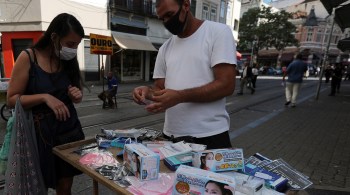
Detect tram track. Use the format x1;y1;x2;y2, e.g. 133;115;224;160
82;82;318;131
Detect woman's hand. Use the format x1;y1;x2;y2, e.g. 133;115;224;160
68;85;83;103
44;94;70;121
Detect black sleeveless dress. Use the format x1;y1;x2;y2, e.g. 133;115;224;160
24;49;85;189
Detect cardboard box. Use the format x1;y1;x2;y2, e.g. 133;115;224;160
221;171;264;195
192;148;245;172
123;143;160;181
173;165;236;195
163;152;193;171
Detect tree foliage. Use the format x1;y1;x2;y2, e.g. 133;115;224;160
238;6;299;53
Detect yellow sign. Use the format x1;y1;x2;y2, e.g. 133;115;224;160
90;33;113;55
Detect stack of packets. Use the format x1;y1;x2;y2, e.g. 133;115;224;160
243;153;313;191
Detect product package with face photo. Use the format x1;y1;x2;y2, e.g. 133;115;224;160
192;148;245;172
123;143;160;181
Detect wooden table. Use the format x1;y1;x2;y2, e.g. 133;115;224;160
53;138;309;195
53;137;171;195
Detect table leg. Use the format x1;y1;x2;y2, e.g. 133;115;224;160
93;179;99;195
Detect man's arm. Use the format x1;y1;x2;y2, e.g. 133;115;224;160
146;63;235;113
178;63;235;102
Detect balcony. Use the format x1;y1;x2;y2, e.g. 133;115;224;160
112;0;155;16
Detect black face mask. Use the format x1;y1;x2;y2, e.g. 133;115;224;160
163;5;188;35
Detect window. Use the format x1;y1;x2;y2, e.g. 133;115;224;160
219;0;226;23
210;6;217;21
190;0;197;16
84;40;99;81
306;27;313;42
12;39;33;61
202;4;210;20
234;19;239;31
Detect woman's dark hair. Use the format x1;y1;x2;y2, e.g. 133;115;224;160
205;180;233;195
34;13;85;89
200;155;206;169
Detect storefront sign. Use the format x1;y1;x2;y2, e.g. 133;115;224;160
90;33;113;55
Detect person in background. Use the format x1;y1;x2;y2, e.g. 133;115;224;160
251;63;259;88
344;66;350;81
132;0;236;149
282;53;307;108
329;63;343;96
237;62;255;95
324;65;333;83
7;13;85;194
98;72;118;108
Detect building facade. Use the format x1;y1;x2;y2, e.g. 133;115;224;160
0;0;110;82
1;0;241;82
241;0;350;67
110;0;241;82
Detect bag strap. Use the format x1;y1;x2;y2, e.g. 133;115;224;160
23;49;37;94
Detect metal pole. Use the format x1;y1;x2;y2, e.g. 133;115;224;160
101;55;105;92
315;15;335;100
250;41;254;67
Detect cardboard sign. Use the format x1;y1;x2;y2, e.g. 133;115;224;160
90;33;113;55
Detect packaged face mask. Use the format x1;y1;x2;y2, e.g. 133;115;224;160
173;165;236;195
123;143;160;181
192;148;245;172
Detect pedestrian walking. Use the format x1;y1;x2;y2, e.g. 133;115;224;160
344;66;350;81
324;65;332;83
6;13;85;193
237;62;255;95
329;63;343;96
251;63;259;88
282;53;307;107
132;0;236;149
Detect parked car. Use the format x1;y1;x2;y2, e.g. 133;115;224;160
266;67;282;75
307;64;316;76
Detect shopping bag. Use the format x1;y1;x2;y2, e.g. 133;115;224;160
4;99;47;194
0;115;14;175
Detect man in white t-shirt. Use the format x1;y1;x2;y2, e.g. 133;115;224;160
132;0;237;149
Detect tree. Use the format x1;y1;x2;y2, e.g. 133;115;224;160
238;7;299;58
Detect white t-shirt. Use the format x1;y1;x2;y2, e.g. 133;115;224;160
153;20;237;138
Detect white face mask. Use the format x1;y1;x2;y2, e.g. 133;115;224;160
206;160;215;169
55;44;77;60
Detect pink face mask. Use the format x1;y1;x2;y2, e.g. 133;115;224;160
127;173;175;195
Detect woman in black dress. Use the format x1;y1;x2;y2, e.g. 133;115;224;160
7;13;85;194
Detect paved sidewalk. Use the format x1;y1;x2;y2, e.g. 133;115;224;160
231;82;350;193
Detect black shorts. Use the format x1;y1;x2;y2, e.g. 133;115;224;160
163;131;232;149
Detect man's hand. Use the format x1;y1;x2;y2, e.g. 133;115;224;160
132;86;152;105
145;89;182;113
68;85;83;103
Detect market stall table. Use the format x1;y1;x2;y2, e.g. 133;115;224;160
53;137;172;195
53;138;309;195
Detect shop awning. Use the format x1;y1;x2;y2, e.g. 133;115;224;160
111;32;158;51
280;53;295;61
